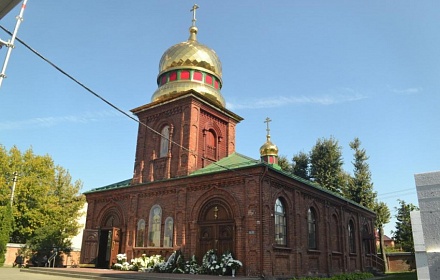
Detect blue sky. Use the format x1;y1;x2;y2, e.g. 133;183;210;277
1;1;439;236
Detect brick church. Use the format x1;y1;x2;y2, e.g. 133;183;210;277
80;7;378;278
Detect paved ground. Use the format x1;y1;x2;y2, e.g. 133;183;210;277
0;267;389;280
0;267;260;280
0;267;80;280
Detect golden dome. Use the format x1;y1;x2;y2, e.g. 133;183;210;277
260;135;279;157
151;25;225;107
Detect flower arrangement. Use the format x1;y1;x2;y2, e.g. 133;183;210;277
228;258;242;270
113;253;134;271
131;254;164;272
112;249;242;276
220;252;242;276
201;249;221;275
184;255;200;274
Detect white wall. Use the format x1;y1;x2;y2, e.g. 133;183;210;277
414;171;440;280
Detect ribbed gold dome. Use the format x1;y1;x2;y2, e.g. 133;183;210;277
260;135;279;157
151;26;225;107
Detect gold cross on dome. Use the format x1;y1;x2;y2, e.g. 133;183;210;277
264;117;272;136
190;4;199;26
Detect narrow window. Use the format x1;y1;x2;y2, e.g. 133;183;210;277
180;70;190;80
148;205;162;247
348;220;355;253
160;74;167;85
274;198;287;245
205;74;213;85
308;208;317;249
169;71;177;81
136;219;145;247
205;129;217;160
163;217;174;248
159;125;170;158
331;214;340;252
193;71;203;81
362;224;371;255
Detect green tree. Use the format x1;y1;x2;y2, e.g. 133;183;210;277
0;204;13;266
0;145;85;258
292;151;310;180
309;137;344;194
374;201;391;272
278;155;292;173
392;199;419;252
346;138;376;209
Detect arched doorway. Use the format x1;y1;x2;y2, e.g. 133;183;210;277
197;199;235;261
81;208;123;268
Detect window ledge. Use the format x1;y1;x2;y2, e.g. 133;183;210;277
272;245;292;252
331;251;343;255
307;249;321;254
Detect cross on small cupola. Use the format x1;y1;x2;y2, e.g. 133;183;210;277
265;117;272;139
188;4;199;41
259;117;280;167
190;4;199;27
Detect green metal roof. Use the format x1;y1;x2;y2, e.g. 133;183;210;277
82;153;373;214
190;152;261;176
84;178;132;194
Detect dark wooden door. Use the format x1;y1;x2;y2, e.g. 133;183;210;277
96;227;121;268
80;229;99;265
198;223;234;260
109;227;121;267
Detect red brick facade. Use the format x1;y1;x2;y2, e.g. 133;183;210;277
130;91;242;183
81;90;378;278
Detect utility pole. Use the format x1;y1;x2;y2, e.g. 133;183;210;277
0;0;28;88
10;171;18;206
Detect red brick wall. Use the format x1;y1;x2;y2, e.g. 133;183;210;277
386;253;415;272
131;93;240;184
84;165;377;278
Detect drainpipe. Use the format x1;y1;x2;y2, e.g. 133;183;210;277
259;166;268;278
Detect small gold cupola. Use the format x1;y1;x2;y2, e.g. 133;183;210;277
151;4;226;108
260;117;279;165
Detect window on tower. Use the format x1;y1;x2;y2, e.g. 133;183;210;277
180;70;190;80
193;71;203;81
205;129;217;160
160;125;170;157
205;74;212;85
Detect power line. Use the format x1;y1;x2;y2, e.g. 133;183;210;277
0;25;258;178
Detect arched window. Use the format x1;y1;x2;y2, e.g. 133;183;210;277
148;205;162;247
362;224;371;255
308;208;317;249
348;220;356;253
274;198;287;245
136;219;145;247
331;214;341;252
205;129;217;160
159;125;170;158
163;217;174;248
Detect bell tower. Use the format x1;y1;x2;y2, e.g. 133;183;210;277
131;6;242;184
